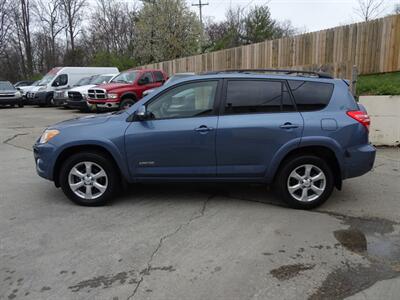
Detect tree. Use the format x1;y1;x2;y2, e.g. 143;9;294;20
355;0;385;21
33;0;65;68
60;0;87;64
395;4;400;14
135;0;200;64
0;0;11;58
243;5;278;44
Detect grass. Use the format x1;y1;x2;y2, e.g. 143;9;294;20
357;72;400;96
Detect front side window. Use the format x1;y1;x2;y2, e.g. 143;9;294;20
288;80;334;111
147;81;218;120
224;80;294;114
53;74;68;86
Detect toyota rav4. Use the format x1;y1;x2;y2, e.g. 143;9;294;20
33;69;376;209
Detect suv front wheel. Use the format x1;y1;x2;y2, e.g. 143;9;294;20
59;152;118;206
275;155;334;209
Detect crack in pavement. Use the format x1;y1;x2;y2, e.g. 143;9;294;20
126;195;212;300
2;133;31;151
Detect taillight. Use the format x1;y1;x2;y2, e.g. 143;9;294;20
346;110;370;130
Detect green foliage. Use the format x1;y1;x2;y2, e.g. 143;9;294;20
243;5;278;43
135;0;201;64
90;51;136;71
357;72;400;95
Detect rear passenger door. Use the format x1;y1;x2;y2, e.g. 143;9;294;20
216;79;304;178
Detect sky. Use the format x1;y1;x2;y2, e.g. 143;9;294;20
187;0;400;32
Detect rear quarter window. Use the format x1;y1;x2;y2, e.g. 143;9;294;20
288;80;334;111
153;71;165;83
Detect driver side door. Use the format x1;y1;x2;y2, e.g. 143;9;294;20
124;80;222;178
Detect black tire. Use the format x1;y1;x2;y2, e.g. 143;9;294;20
274;155;334;210
59;152;119;206
119;98;135;110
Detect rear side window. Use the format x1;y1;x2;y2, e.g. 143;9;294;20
224;80;295;114
141;72;154;84
153;71;165;83
288;80;334;111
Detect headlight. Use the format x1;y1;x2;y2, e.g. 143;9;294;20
39;129;60;144
82;93;87;99
108;93;118;99
15;91;21;97
64;91;68;97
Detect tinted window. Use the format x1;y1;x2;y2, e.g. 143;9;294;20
147;81;218;120
153;71;165;83
288;80;334;111
224;80;294;114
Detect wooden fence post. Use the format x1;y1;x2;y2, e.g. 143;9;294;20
351;65;358;96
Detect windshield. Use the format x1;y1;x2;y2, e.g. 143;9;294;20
74;76;93;86
111;71;138;84
39;74;55;86
0;81;15;90
92;75;113;85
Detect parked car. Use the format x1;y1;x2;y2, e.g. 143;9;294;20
0;81;23;108
142;72;195;97
66;73;118;112
87;69;168;110
53;75;97;107
19;80;41;104
14;80;35;88
33;69;375;209
26;67;119;107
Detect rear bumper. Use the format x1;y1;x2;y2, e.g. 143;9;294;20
343;144;376;179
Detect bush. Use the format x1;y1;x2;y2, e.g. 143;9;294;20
357;72;400;96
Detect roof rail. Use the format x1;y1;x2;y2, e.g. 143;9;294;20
201;69;333;79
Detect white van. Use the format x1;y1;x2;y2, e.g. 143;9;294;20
26;67;119;106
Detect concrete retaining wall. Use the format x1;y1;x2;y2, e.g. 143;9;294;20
359;96;400;146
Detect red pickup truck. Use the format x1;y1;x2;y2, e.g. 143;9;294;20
88;68;168;110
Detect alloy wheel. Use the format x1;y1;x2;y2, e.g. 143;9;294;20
287;164;326;202
68;161;108;200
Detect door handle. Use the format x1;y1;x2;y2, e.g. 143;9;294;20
195;125;213;133
280;122;299;129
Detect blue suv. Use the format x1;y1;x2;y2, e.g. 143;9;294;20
33;70;376;209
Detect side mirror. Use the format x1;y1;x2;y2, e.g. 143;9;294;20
135;105;148;121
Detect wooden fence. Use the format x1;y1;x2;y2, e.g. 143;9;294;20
139;14;400;79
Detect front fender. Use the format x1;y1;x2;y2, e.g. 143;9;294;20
52;138;131;182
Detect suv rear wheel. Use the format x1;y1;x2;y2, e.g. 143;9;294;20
275;155;334;209
59;152;119;206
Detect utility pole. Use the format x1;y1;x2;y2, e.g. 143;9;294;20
192;0;208;52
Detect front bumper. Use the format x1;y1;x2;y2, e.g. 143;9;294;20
28;91;51;105
88;99;120;109
0;97;22;105
33;142;57;181
53;97;68;106
66;99;87;109
343;144;376;179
